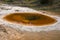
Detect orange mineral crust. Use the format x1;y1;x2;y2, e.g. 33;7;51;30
3;13;57;26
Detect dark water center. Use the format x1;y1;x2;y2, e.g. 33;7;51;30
3;13;57;26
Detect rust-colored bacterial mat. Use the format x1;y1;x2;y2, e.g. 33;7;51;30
3;13;57;26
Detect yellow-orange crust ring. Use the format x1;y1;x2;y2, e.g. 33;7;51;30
0;5;59;32
3;13;57;26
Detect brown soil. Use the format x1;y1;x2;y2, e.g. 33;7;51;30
0;25;60;40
